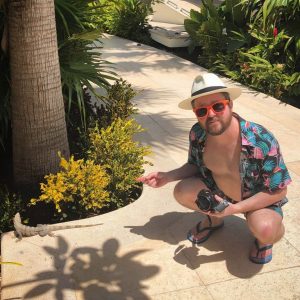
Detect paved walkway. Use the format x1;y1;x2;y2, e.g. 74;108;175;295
1;35;300;300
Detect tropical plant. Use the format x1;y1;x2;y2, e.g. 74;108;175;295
67;79;138;160
96;79;138;128
0;184;23;233
88;118;152;207
59;34;116;128
99;0;154;43
30;154;110;219
186;0;300;105
184;0;251;67
55;0;117;129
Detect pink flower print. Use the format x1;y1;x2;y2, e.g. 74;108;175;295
242;137;251;146
273;166;281;173
264;177;270;187
253;147;264;159
190;131;196;141
268;146;278;156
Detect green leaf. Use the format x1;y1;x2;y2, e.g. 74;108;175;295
190;9;204;23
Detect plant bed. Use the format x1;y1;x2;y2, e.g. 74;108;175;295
0;80;150;233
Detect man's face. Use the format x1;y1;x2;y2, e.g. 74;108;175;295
192;92;233;136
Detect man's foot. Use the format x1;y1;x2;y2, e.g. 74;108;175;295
249;239;273;264
187;215;224;244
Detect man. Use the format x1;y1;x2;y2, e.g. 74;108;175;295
137;73;292;264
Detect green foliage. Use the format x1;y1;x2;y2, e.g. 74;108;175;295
88;118;152;207
99;0;154;43
185;0;251;66
59;36;116;128
30;154;110;219
0;185;23;233
55;0;117;129
0;0;117;149
67;79;138;159
186;0;300;104
97;79;138;128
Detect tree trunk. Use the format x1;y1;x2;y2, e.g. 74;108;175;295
8;0;70;187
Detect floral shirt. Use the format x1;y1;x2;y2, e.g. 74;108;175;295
188;114;292;202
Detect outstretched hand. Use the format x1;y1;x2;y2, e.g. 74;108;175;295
136;172;170;188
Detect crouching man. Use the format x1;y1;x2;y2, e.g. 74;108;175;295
138;73;292;264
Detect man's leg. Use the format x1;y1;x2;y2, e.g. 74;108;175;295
173;177;224;242
247;208;284;263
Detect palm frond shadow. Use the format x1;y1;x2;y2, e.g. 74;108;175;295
3;237;159;299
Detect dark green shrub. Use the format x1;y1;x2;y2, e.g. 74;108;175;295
97;79;138;128
88;118;152;207
67;79;138;159
99;0;154;43
184;0;251;67
0;185;23;233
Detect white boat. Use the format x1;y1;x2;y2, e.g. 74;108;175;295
148;0;223;48
149;0;196;48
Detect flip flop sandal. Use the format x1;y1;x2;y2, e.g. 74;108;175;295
187;215;224;244
249;239;273;264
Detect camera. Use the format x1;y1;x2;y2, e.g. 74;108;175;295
195;189;229;213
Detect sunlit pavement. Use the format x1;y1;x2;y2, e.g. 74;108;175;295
1;35;300;300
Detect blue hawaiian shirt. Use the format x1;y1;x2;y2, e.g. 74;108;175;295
188;114;292;202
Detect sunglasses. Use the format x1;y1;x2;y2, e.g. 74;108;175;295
193;100;229;118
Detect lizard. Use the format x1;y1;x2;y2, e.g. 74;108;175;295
13;213;102;239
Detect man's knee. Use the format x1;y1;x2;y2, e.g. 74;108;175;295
173;180;187;204
173;177;207;205
256;221;276;240
247;211;283;242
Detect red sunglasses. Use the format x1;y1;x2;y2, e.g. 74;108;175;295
193;100;229;118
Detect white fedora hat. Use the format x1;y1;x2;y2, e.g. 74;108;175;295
178;73;241;110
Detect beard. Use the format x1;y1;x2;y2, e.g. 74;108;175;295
205;114;232;136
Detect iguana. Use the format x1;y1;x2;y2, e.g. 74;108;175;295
13;213;102;239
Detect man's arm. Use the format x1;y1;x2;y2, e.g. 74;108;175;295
165;163;199;182
137;163;199;188
233;188;287;214
209;188;287;218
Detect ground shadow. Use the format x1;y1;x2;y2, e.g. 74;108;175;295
2;237;159;299
126;211;263;279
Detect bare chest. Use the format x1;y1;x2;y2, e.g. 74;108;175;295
203;140;242;201
203;142;240;175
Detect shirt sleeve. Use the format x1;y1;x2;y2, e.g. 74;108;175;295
188;128;197;165
261;137;292;193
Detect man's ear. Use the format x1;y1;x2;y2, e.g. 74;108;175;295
229;99;233;109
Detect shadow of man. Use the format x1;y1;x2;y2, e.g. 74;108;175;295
126;211;263;279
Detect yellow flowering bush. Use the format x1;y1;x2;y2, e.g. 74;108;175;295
31;154;110;216
88;118;152;207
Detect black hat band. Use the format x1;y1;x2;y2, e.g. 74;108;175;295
191;86;226;97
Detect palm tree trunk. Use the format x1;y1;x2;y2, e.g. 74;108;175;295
8;0;70;187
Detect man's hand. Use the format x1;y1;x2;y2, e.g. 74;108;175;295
136;172;170;188
205;195;238;218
